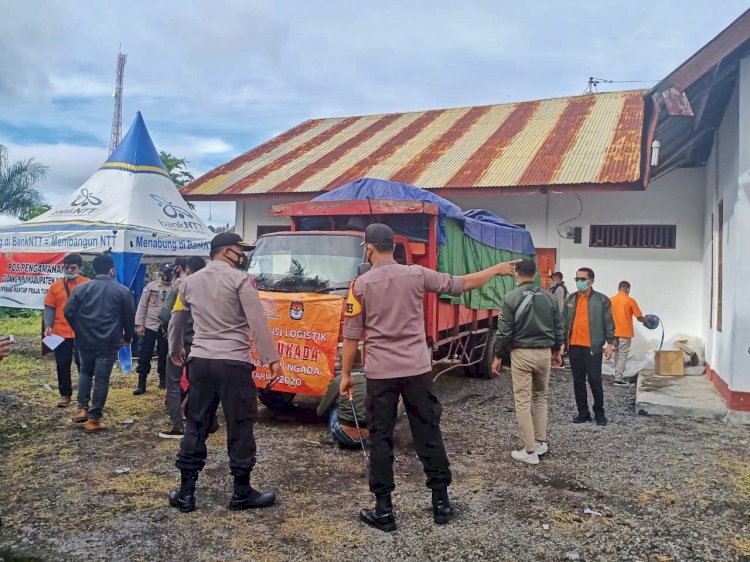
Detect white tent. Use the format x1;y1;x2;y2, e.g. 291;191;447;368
0;112;212;256
0;112;212;308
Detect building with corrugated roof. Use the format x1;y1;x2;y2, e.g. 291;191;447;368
182;9;750;412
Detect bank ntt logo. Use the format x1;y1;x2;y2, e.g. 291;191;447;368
71;188;102;207
289;300;304;321
149;194;193;219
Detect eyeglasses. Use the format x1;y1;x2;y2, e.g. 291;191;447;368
574;277;589;282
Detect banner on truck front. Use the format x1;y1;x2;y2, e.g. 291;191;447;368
0;252;66;309
250;292;343;396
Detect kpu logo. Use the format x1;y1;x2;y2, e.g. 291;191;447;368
289;300;304;321
71;188;102;207
149;194;193;219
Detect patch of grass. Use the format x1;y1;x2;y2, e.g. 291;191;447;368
550;508;577;526
97;471;173;511
724;460;750;499
0;352;56;393
104;374;165;423
637;486;678;504
279;513;364;554
0;316;41;337
730;535;750;557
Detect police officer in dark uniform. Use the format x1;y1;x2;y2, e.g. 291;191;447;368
167;233;282;513
340;223;518;532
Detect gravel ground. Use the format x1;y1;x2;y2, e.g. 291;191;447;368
1;340;748;562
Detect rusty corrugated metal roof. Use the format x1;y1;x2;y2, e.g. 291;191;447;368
182;90;645;198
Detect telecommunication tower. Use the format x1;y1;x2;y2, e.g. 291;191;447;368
108;49;127;155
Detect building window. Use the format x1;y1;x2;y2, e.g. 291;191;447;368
717;201;723;332
589;225;676;249
256;225;291;238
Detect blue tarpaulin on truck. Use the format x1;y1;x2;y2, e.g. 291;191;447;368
312;178;535;255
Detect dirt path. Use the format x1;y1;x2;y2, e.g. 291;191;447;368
1;339;748;561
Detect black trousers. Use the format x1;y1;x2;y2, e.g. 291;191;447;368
136;328;167;381
176;357;257;475
568;345;605;416
54;338;79;398
366;372;451;496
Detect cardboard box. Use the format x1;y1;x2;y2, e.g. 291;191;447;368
655;351;684;376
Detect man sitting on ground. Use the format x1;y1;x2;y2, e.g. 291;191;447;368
316;372;368;448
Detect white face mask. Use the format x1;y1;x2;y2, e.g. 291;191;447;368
64;272;79;280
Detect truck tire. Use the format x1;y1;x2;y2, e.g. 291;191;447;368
465;329;497;379
258;389;296;410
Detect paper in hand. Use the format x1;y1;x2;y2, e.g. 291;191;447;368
42;334;65;350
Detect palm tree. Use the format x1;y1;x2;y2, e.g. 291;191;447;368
0;144;48;219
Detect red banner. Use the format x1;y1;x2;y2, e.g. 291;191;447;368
250;292;343;396
0;252;66;309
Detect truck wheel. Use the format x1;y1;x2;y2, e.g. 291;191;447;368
465;329;497;379
258;389;296;410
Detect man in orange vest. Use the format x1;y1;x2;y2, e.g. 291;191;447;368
43;253;90;407
610;281;646;386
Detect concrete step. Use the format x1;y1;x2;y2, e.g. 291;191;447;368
635;369;750;425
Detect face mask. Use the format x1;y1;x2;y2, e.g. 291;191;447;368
227;248;249;271
162;274;173;283
576;280;589;292
64;272;79;280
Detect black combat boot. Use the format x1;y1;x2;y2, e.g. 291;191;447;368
228;473;276;510
169;470;198;513
359;493;397;532
132;373;147;396
432;487;452;524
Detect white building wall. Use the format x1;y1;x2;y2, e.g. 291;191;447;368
235;195;310;243
446;168;705;341
703;85;739;390
734;57;750;394
703;56;750;395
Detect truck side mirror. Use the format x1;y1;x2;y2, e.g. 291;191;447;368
357;263;371;276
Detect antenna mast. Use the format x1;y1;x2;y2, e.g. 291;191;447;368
108;48;127;155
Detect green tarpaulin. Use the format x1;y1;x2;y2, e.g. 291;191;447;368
437;219;536;310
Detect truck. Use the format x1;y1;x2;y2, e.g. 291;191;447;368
246;184;535;410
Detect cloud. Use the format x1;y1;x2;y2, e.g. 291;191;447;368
0;0;747;233
170;137;233;157
1;143;107;202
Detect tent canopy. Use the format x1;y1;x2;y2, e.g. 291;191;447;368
0;112;212;256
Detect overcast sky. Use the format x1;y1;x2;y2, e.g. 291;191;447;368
1;1;747;227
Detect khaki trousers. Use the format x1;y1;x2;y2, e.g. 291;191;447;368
510;348;552;453
613;337;631;378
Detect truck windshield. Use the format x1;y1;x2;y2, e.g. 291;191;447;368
248;233;364;294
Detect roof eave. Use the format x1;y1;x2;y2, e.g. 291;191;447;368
183;181;644;202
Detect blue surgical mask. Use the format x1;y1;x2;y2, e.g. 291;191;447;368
64;272;79;280
576;280;589;291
